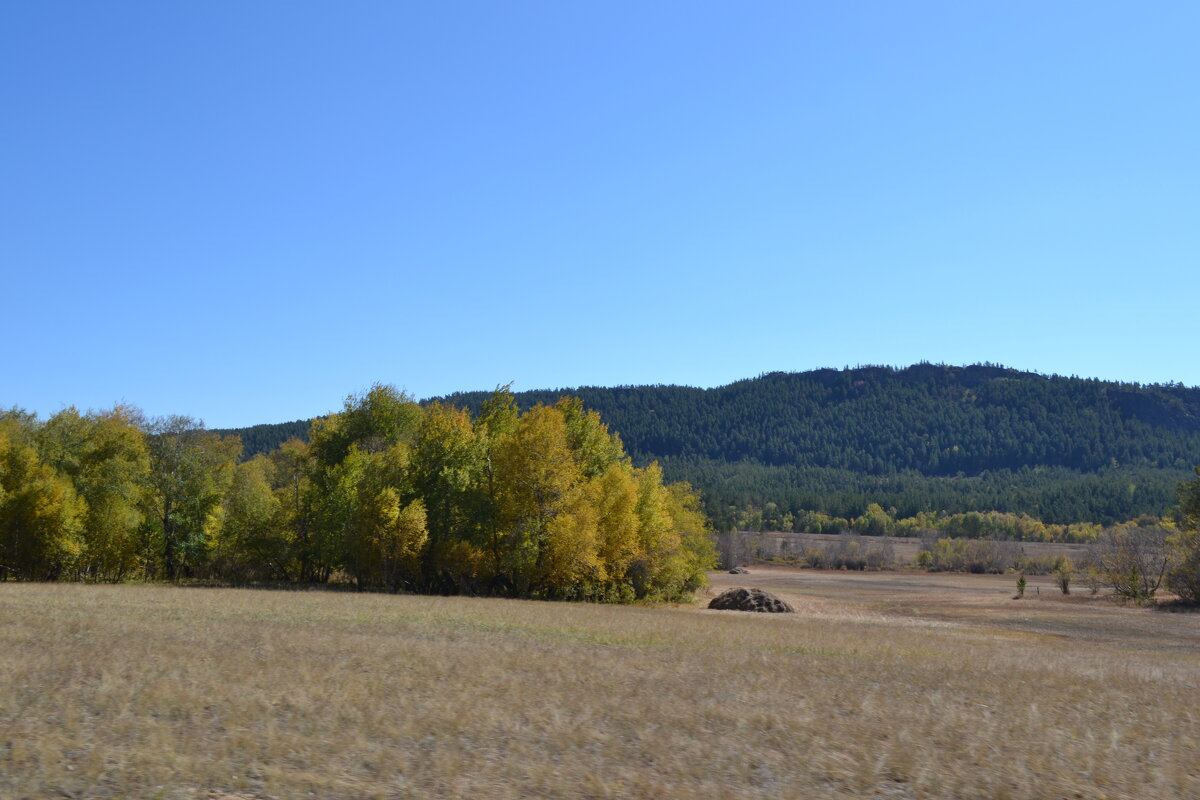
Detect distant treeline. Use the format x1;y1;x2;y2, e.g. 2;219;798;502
686;460;1185;530
0;387;714;601
730;502;1108;543
717;472;1200;604
219;364;1200;527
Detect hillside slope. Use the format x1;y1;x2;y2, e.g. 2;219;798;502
218;364;1200;525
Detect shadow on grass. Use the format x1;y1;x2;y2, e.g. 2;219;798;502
1153;597;1200;613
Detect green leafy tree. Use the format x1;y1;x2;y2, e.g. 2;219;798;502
309;385;424;587
1167;467;1200;601
309;383;421;465
851;502;895;536
214;455;288;583
143;417;240;579
269;438;321;581
339;444;427;591
556;396;627;478
411;403;485;590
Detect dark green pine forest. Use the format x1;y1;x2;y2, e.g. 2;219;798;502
221;364;1200;529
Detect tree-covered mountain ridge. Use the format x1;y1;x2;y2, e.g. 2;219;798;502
440;364;1200;474
220;364;1200;525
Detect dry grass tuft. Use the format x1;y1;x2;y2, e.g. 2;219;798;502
2;573;1198;799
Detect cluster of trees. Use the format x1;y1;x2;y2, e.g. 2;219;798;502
0;387;715;601
1169;468;1200;601
1087;470;1200;602
716;531;898;572
724;502;1105;543
225;364;1200;526
0;405;163;582
719;478;1200;602
915;538;1064;575
884;480;1200;603
691;461;1182;529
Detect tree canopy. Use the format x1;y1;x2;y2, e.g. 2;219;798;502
0;388;715;601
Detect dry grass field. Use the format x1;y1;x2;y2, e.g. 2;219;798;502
731;531;1094;565
2;573;1198;799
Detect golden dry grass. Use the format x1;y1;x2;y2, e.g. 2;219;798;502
2;573;1198;799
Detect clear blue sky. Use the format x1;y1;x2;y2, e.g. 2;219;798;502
4;2;1198;428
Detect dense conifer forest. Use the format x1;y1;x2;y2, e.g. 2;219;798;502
220;365;1200;529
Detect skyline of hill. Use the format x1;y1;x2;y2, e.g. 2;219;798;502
217;363;1200;526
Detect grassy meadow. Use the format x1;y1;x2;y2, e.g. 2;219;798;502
2;572;1198;799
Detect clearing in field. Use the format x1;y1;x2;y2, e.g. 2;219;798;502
2;572;1198;799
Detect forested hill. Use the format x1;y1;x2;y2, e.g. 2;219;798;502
219;365;1200;525
222;419;312;459
441;365;1200;475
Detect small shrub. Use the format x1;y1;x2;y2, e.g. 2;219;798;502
1054;557;1073;595
1166;528;1200;603
1096;525;1171;602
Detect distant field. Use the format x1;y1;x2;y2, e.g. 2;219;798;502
731;531;1094;564
2;576;1198;799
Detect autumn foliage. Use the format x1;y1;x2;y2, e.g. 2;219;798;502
0;386;714;601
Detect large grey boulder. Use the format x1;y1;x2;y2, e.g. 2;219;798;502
708;586;794;613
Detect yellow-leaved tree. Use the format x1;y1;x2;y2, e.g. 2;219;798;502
0;414;86;580
37;405;149;581
591;461;642;601
214;455;286;583
493;404;581;595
